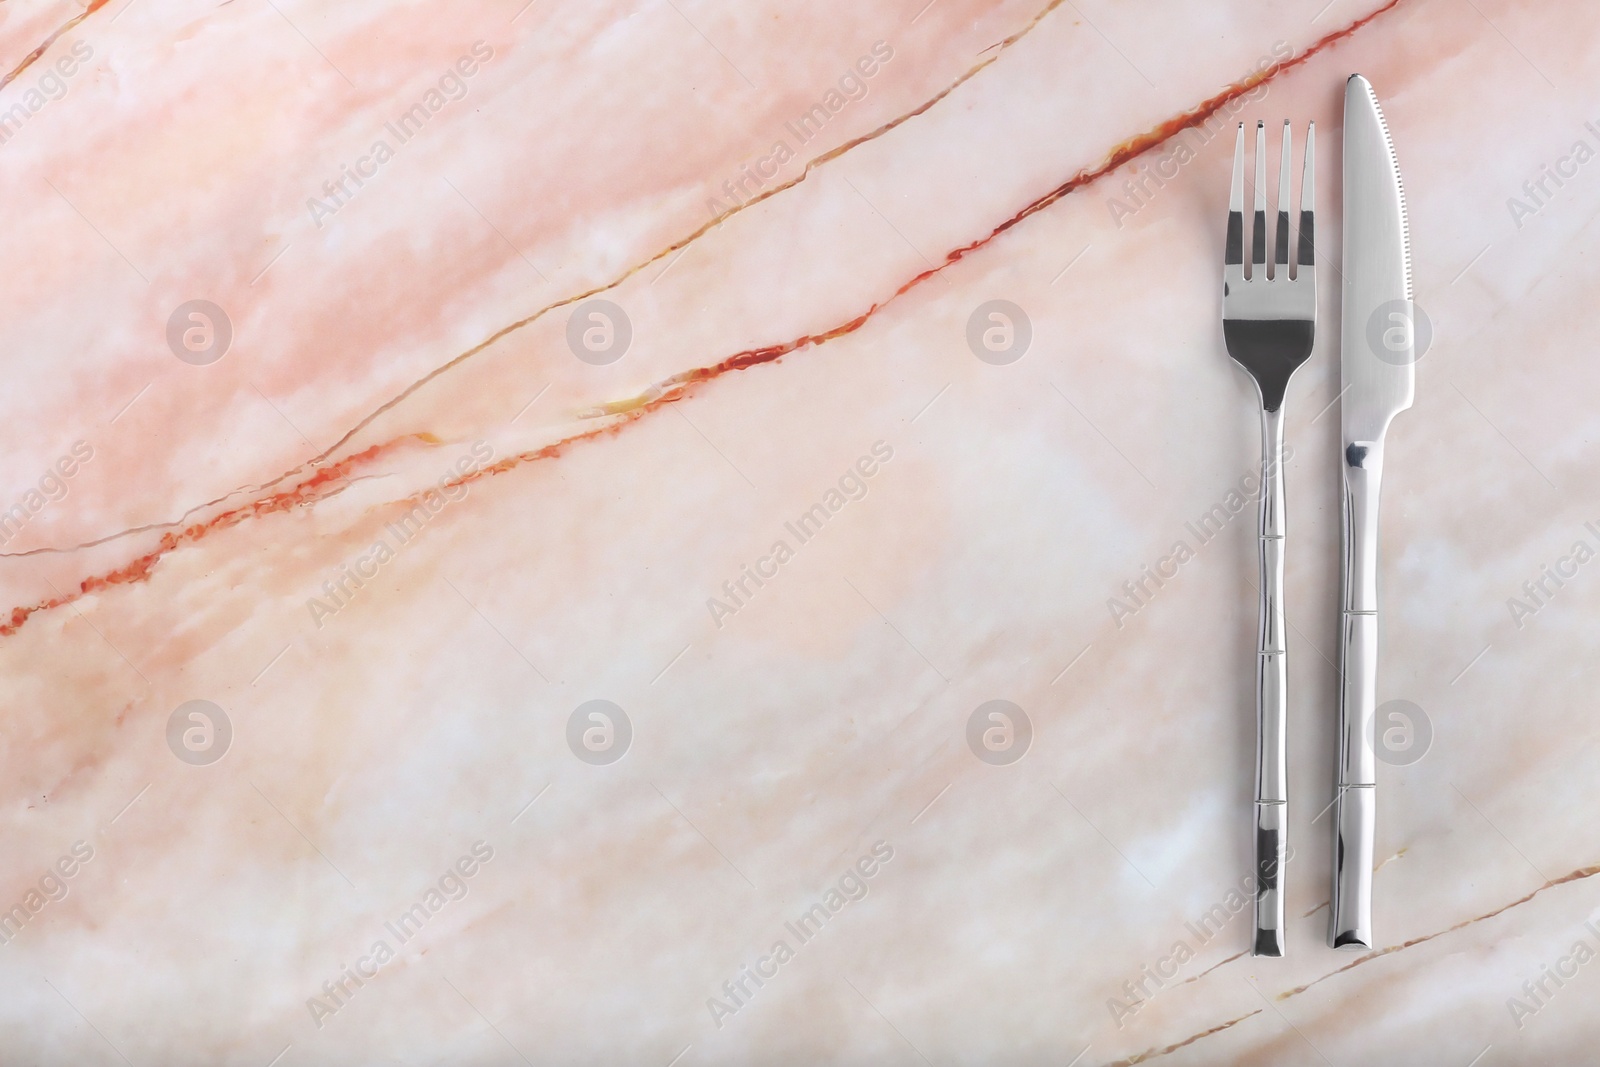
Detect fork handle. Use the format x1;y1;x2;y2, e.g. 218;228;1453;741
1253;405;1288;957
1332;440;1383;949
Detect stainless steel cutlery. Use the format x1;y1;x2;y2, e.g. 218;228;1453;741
1222;119;1317;958
1331;73;1413;951
1217;74;1411;955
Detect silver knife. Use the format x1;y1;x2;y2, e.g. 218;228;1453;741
1332;73;1413;950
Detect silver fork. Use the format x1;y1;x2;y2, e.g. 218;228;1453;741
1222;120;1316;958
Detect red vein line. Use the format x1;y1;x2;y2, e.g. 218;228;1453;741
1278;862;1600;1000
13;0;1078;562
2;437;406;636
1100;1010;1262;1067
1177;949;1247;987
0;0;1410;639
0;0;113;95
1095;858;1599;1067
576;0;1410;419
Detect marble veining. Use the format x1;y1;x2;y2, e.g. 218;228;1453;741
3;0;1600;1063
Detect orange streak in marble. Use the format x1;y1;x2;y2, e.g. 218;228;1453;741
1102;1009;1264;1067
1278;861;1600;1000
0;0;113;93
1;439;403;636
0;0;1411;639
588;0;1411;414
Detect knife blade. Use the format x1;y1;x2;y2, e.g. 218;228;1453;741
1332;73;1413;950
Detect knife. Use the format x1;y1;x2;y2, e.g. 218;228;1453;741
1332;73;1413;950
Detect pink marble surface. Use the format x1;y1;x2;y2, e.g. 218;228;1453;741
3;0;1600;1063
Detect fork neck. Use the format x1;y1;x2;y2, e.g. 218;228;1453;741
1259;406;1286;540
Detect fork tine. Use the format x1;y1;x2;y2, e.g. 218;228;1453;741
1252;121;1267;273
1299;122;1316;268
1227;123;1244;270
1275;121;1291;275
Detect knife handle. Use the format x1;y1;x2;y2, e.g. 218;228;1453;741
1253;406;1288;957
1332;440;1383;949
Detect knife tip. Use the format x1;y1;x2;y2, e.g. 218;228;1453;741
1345;73;1379;109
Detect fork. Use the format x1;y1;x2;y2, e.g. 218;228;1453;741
1222;120;1316;958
